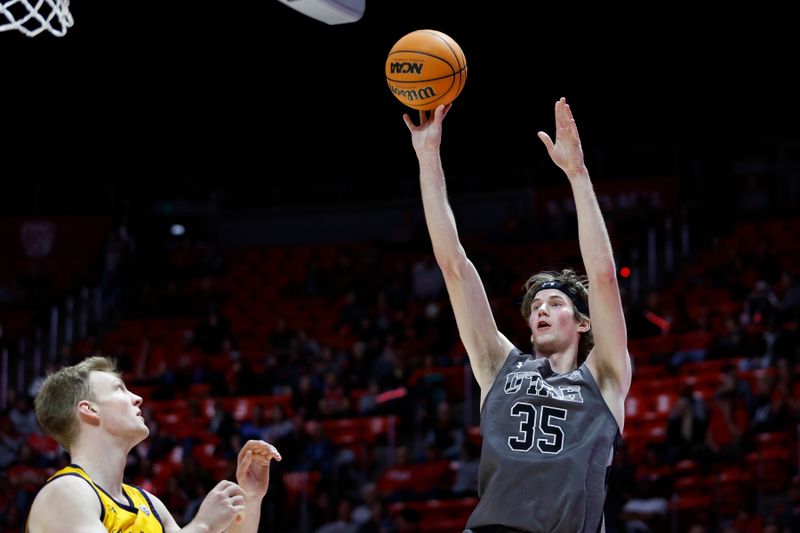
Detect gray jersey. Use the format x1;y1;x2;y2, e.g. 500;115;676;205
465;348;620;533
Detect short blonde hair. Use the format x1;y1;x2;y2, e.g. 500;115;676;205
34;356;119;453
521;269;593;364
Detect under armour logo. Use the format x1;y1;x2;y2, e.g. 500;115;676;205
516;362;524;369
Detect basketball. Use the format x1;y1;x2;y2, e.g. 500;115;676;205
385;29;467;111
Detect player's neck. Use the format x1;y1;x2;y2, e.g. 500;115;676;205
536;349;578;374
71;438;130;500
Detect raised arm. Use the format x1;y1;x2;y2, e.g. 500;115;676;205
155;440;281;533
404;105;514;395
226;440;282;533
537;98;632;419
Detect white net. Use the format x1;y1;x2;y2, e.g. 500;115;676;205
0;0;73;37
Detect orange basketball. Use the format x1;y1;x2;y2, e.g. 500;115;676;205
385;29;467;111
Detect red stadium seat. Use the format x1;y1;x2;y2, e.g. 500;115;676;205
282;470;322;509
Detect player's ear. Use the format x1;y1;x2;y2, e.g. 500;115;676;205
78;400;100;422
577;319;590;333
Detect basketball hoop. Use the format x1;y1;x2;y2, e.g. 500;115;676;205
0;0;73;37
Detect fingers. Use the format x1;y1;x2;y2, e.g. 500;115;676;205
240;440;282;464
242;449;254;470
537;131;554;151
556;98;568;130
218;480;246;497
555;97;577;131
220;482;246;515
564;101;574;122
403;104;451;132
195;480;248;532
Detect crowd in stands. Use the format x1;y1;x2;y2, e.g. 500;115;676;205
0;171;798;532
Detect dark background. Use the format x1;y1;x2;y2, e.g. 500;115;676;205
1;7;798;532
3;1;798;196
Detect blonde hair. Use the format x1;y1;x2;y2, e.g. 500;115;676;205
34;356;119;453
521;269;593;364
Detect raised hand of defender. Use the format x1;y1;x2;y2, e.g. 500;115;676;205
236;439;282;499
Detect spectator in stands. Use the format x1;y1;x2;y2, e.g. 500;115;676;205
421;399;464;460
356;379;382;416
9;395;39;437
735;175;770;218
0;415;22;469
25;356;281;533
293;373;322;420
208;398;237;445
619;478;668;533
350;481;379;528
411;253;445;301
749;372;791;434
776;475;800;531
314;498;356;533
777;271;800;317
717;363;753;411
336;290;364;335
98;223;137;302
749;241;781;286
240;404;270;442
742;280;780;327
354;500;397;533
634;443;672;485
27;361;57;400
707;317;747;360
302;421;336;491
706;387;749;464
268;317;296;356
403;98;630;531
772;312;800;365
319;370;350;418
376;444;431;502
262;404;295;447
628;290;673;338
192;308;235;355
450;439;481;497
665;386;709;464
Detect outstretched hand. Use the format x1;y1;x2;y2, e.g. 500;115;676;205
537;97;586;178
403;104;451;154
235;439;282;500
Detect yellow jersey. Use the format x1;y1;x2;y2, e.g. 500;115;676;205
28;464;165;533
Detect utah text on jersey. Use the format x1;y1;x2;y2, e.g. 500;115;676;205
503;370;584;403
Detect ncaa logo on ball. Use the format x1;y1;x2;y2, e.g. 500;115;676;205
389;62;423;75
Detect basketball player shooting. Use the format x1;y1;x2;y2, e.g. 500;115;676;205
25;356;282;533
403;97;632;532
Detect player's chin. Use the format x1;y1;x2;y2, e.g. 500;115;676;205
533;337;557;353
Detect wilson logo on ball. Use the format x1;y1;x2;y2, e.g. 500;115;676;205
385;29;467;111
391;86;437;103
